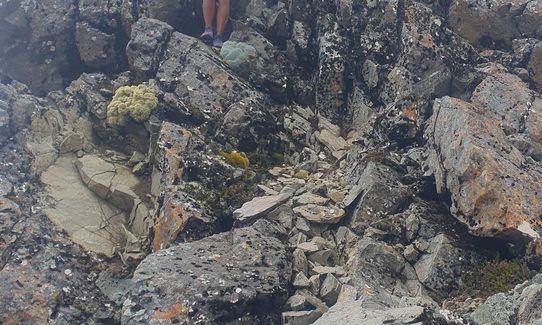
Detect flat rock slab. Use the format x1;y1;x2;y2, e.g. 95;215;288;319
75;154;142;211
294;204;345;224
233;192;292;222
41;155;126;257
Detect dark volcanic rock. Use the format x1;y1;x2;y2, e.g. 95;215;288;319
123;219;291;324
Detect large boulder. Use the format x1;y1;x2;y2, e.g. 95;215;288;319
470;68;542;161
122;219;291;324
0;0;131;95
425;96;542;242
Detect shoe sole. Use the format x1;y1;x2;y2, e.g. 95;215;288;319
201;34;213;45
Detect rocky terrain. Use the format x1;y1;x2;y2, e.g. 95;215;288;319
1;0;542;324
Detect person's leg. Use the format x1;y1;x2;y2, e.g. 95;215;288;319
201;0;216;43
213;0;230;47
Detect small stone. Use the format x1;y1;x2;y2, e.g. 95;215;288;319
336;284;358;303
320;273;341;306
64;269;72;276
294;204;345;224
327;190;345;204
76;150;85;158
282;310;322;325
293;192;330;206
309;275;321;295
312;266;346;276
295;217;311;233
233;192;292;223
257;184;279;195
128;151;146;166
132;161;148;175
293;272;310;288
287;294;306;311
293;249;308;275
403;244;420;263
308;250;333;266
297;242;319;253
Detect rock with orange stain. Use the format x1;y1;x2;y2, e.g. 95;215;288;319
123;219;291;325
426;96;542;242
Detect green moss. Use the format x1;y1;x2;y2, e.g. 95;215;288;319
461;259;534;298
107;85;158;126
294;169;309;179
220;151;250;170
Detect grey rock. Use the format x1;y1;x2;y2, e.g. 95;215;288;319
233;192;292;223
75;22;117;69
293;248;308;275
287;294;306;311
320;273;341;306
75;154;143;212
126;18;173;79
95;272;130;306
294;204;345;224
350;162;412;233
123;219;291;324
425;96;542;240
282;310;323;325
41;155;126;257
293;272;310;288
314;300;426;325
347;238;406;290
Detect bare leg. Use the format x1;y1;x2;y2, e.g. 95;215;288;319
215;0;230;36
202;0;216;29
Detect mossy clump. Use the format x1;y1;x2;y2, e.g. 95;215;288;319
107;85;158;126
219;41;257;72
220;151;250;170
294;169;310;179
461;259;534;298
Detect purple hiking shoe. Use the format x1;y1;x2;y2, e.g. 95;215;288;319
200;27;213;45
213;34;224;48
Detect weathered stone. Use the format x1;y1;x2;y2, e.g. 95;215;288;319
529;42;542;91
293;272;310;288
320;273;341;306
123;220;290;324
293;248;308;275
126;18;173;79
350;162;412;233
41;155;126;257
347;239;405;290
297;241;319;253
314;300;426;325
287;294;306;311
75;22;117;69
294;204;345;224
425;96;542;241
308;250;334;266
233;192;292;223
293;192;330;206
75;154;143;212
282;310;323;325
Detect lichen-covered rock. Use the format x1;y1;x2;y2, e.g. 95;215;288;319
122;219;291;324
126;18;173;79
106;85;158;126
425;96;542;241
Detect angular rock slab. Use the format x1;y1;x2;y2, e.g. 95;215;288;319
41;155;126;257
122;220;291;324
425;96;542;241
75;154;143;211
233;192;292;223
